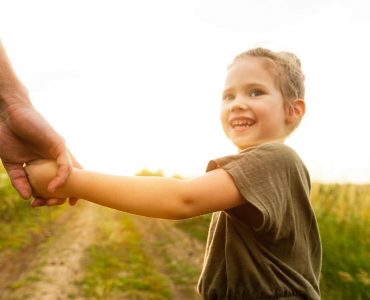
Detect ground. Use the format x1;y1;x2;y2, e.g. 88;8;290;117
0;202;205;300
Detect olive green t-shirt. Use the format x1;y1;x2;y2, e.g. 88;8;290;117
197;143;322;300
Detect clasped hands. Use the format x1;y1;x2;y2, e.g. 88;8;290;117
0;40;80;207
25;159;71;203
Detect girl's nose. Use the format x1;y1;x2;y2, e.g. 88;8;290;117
230;99;249;112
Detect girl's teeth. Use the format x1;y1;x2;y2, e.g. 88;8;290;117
231;119;254;128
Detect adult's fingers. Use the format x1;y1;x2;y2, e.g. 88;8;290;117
45;197;67;206
3;162;32;199
67;150;82;206
69;197;79;206
31;197;47;207
47;144;71;193
68;150;83;169
47;149;82;206
31;197;67;207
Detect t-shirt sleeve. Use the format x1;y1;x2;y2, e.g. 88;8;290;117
216;143;308;235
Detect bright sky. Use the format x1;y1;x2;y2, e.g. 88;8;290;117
1;0;370;183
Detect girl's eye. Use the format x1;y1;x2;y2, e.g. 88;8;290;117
223;94;234;101
250;90;263;97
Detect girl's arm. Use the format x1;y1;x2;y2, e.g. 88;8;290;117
25;159;244;219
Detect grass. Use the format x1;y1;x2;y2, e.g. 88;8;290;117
174;214;212;243
1;165;369;299
0;171;64;252
311;183;370;300
79;209;173;300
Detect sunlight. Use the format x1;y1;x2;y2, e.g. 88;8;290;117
1;0;369;182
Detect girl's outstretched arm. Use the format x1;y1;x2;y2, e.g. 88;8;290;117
25;159;244;219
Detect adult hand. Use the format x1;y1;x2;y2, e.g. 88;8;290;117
25;159;70;200
0;97;81;206
0;39;80;206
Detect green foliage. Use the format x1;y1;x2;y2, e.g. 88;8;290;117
0;169;64;252
174;214;212;242
0;172;21;219
1;163;369;299
80;211;173;300
135;169;165;177
135;168;184;179
311;183;370;300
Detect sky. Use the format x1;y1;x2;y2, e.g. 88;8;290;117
1;0;370;183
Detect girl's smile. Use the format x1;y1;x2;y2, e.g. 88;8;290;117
229;116;256;131
221;56;288;150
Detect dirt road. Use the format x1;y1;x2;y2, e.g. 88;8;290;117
1;202;99;300
0;202;205;300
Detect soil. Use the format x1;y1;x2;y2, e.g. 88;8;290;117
0;202;99;300
0;203;206;300
132;216;205;300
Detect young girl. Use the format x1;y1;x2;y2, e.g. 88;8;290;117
25;48;322;300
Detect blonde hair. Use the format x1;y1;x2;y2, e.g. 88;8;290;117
230;47;305;104
229;47;305;132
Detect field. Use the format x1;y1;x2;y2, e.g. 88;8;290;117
311;183;370;299
0;168;369;299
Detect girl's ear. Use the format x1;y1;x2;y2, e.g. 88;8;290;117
285;99;305;124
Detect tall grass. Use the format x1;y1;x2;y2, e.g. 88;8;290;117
311;183;370;300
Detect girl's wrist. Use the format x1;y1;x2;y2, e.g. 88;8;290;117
65;167;83;199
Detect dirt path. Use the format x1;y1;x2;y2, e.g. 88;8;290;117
1;202;100;300
0;203;206;300
131;216;205;300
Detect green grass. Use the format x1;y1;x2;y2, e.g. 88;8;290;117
312;183;370;300
0;171;64;252
79;210;173;300
1;165;369;299
174;214;212;243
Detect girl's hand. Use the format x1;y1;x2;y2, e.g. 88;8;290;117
25;159;68;200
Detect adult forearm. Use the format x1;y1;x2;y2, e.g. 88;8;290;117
67;169;191;219
0;40;29;105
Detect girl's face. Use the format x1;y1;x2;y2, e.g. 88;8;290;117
221;56;289;150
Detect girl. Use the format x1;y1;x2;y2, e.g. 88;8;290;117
26;47;322;300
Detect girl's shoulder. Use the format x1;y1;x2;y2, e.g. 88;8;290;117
242;141;297;154
207;142;304;173
240;142;302;164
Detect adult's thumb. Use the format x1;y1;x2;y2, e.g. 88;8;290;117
3;162;32;199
